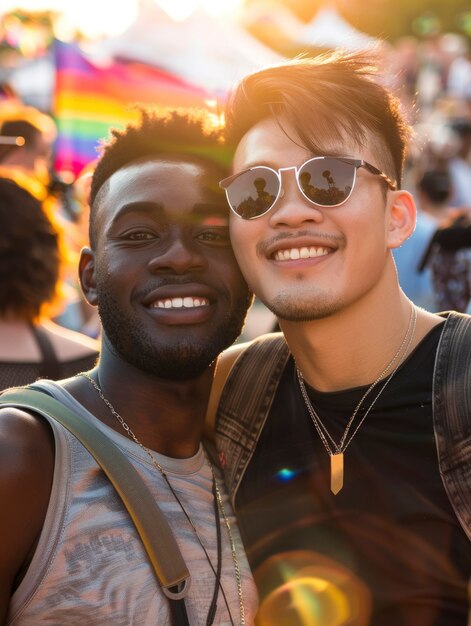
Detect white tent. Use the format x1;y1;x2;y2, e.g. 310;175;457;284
297;6;378;51
96;1;283;94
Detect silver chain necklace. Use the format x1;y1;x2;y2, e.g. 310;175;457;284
81;372;245;626
296;305;417;494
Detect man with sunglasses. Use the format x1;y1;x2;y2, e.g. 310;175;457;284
214;52;471;625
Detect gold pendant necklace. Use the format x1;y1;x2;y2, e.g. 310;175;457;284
297;305;417;494
81;372;245;626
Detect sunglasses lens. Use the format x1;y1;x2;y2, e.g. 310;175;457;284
299;158;356;206
226;168;279;219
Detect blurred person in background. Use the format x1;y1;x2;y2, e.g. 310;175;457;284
392;169;438;310
0;177;99;391
394;158;457;312
0;103;102;339
418;163;471;312
421;211;471;312
446;38;471;103
448;117;471;208
0;104;56;197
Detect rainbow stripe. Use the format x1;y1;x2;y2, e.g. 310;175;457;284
52;39;214;177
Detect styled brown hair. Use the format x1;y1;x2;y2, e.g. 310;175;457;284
225;50;411;187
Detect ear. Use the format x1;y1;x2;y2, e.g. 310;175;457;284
79;247;98;306
386;190;416;249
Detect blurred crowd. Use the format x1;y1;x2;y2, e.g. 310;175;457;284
387;32;471;315
1;28;471;390
0;99;99;391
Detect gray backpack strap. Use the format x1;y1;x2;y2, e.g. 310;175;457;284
0;387;191;624
433;312;471;542
215;333;290;507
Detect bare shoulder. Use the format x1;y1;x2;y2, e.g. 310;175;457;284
0;406;54;615
40;319;99;360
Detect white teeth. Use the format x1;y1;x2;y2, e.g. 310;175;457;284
274;247;329;261
152;297;210;309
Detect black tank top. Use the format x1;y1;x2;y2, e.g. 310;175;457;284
237;323;470;626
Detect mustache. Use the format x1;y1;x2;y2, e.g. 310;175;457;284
256;230;346;255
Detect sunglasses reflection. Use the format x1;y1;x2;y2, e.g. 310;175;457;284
232;161;354;219
300;168;351;206
238;177;276;219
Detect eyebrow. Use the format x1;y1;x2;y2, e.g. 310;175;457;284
109;201;228;226
110;202;164;225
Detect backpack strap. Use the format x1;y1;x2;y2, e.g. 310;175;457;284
214;333;290;507
204;341;250;444
433;312;471;542
0;387;191;625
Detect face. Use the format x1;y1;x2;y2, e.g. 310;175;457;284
229;117;403;321
84;156;251;380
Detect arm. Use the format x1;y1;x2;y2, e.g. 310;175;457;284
0;408;54;622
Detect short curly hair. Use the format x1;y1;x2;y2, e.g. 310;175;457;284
89;107;231;247
0;178;60;320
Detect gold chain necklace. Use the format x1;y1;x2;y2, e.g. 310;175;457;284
81;372;245;626
296;305;417;495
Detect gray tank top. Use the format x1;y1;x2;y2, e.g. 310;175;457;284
7;380;258;625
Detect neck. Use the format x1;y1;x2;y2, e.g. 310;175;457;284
280;281;441;392
78;336;215;458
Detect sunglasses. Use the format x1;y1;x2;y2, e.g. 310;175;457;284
219;156;397;220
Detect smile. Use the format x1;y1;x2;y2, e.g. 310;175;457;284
149;297;210;309
273;246;330;261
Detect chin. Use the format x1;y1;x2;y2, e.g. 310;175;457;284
263;292;340;322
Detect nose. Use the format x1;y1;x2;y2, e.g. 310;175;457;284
147;235;206;275
269;168;325;228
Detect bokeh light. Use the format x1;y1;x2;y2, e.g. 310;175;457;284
0;0;244;38
254;551;372;626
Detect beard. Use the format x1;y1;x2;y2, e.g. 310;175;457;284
95;276;252;381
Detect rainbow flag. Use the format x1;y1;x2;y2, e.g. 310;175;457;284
52;39;213;177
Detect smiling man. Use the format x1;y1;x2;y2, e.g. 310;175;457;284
0;109;257;624
214;52;471;625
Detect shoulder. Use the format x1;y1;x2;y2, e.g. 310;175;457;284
217;333;288;381
233;332;288;364
220;332;287;361
0;404;54;500
433;312;471;381
438;310;471;336
0;405;54;606
40;320;99;360
0;405;54;489
219;333;289;397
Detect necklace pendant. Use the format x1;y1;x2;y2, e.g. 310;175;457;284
330;452;344;494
